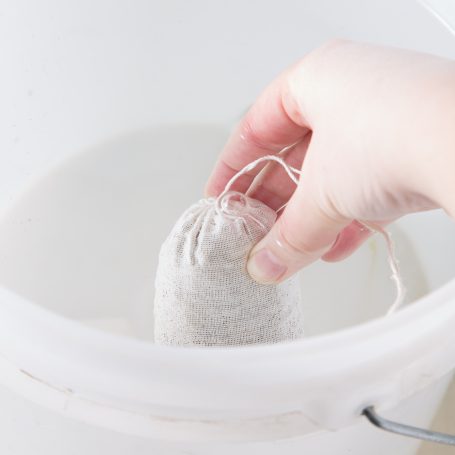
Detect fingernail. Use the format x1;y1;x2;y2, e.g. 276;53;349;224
247;248;287;284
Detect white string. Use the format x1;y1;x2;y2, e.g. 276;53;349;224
360;222;406;314
218;155;301;201
216;154;406;315
215;192;268;230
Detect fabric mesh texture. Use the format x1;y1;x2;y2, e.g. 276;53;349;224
153;191;304;346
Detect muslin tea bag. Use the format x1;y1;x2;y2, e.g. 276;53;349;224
153;189;305;346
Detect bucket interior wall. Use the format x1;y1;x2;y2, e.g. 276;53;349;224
0;125;454;340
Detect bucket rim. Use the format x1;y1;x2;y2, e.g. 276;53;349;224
0;277;454;432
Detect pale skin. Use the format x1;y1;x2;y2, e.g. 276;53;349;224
205;40;455;284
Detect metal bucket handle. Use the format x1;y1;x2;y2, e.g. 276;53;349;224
363;406;455;447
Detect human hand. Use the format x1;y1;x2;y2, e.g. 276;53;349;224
206;40;455;284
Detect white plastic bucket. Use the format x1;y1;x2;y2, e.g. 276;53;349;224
0;126;454;455
1;2;455;455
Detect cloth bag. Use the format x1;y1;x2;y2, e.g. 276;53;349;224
153;191;305;346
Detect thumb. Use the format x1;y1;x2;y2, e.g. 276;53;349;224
247;186;349;284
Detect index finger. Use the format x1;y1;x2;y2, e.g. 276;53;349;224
205;71;310;197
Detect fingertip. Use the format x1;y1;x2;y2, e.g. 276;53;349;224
247;247;288;284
